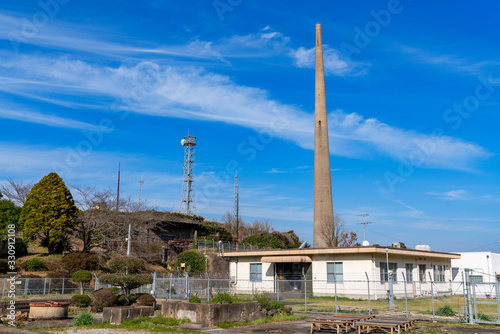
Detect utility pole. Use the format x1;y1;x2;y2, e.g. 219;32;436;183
233;173;239;249
127;223;132;256
116;162;121;211
139;177;144;203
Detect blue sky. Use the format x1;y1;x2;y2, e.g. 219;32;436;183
1;1;499;253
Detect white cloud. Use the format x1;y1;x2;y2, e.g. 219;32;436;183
265;168;286;174
0;54;490;171
0;105;99;130
292;46;368;76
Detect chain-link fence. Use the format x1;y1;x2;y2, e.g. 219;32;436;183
3;269;497;325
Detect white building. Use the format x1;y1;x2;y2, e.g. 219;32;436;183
226;246;460;299
451;252;500;297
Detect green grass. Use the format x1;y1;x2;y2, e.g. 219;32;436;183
67;315;196;333
215;314;305;328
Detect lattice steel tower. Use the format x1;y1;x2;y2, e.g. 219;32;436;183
180;135;196;215
233;172;239;245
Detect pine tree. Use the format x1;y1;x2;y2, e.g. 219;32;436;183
20;172;77;254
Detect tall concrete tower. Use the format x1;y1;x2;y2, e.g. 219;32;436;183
314;24;334;248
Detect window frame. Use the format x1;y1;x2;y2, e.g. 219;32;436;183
433;265;445;282
405;264;413;282
380;262;398;282
327;262;343;283
250;263;262;282
419;264;426;282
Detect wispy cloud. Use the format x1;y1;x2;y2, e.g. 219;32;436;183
0;53;490;171
265;168;286;174
292;45;368;76
399;45;499;75
0;105;99;130
427;189;468;200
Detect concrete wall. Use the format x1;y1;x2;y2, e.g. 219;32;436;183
103;306;154;324
230;256;275;294
162;301;265;325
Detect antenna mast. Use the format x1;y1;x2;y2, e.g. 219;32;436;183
233;173;239;247
139;177;144;203
356;213;373;243
116;162;121;211
180;135;196;215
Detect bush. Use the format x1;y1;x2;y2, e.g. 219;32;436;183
107;256;145;274
71;295;91;307
73;311;96;326
90;288;117;312
269;300;285;310
136;293;156;306
176;250;206;275
478;313;491;321
103;287;121;295
62;253;100;274
116;295;129;306
23;257;46;271
189;295;201;303
437;305;456;317
72;270;92;282
99;274;153;300
128;293;144;304
0;259;9;274
211;292;233;304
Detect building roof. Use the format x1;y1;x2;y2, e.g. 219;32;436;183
225;246;460;260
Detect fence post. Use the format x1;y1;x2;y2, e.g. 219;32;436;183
462;271;468;322
48;278;51;294
62;278;65;295
473;281;478;322
207;275;210;302
365;272;371;316
303;270;307;312
495;271;499;323
334;277;338;315
275;272;279;301
169;273;172;301
428;272;434;318
2;278;6;296
152;272;157;297
402;272;408;318
43;278;47;295
25;278;29;295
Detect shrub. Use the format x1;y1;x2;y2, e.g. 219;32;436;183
116;295;129;306
23;257;46;271
72;270;92;282
62;253;100;274
73;311;96;326
437;305;456;317
189;295;201;303
46;259;66;274
103;287;120;295
71;295;91;307
128;293;144;304
269;300;285;310
90;288;117;312
72;270;92;294
136;293;156;306
211;292;233;304
478;313;491;321
176;250;206;275
107;256;145;274
99;274;153;301
0;259;9;274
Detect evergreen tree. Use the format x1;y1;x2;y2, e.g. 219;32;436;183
0;198;21;241
20;172;77;254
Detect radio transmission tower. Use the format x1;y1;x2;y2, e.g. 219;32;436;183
233;172;239;246
138;177;144;203
180;135;196;215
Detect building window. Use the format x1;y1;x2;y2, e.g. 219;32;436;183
470;275;483;283
434;265;445;282
327;262;343;283
405;264;413;282
380;263;398;282
250;263;262;282
419;264;426;282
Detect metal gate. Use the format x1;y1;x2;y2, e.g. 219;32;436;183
465;268;500;324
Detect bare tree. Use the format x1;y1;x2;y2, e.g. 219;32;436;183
319;213;358;248
0;179;33;206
